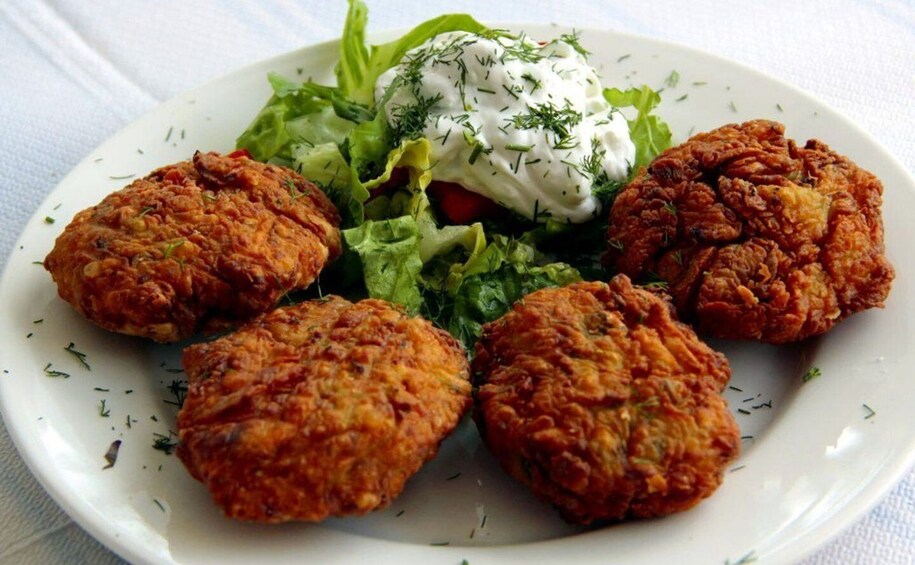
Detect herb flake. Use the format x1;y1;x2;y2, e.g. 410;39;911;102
152;431;178;455
65;342;90;370
43;363;70;378
802;367;821;382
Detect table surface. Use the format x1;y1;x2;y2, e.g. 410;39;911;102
1;0;913;563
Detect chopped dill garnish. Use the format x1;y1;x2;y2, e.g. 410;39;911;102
153;498;166;512
165;126;174;142
64;342;90;370
520;72;541;94
108;174;135;180
511;102;581;150
737;408;751;415
446;472;462;481
558;30;590;57
44;216;55;224
617;54;631;63
163;379;188;408
99;399;111;418
389;92;443;145
285;177;310;200
500;83;520;100
642;277;669;291
802;367;821;382
776;103;784;112
676;93;688;102
152;431;179;455
728;100;738;112
863;404;876;419
43;363;70;378
664;70;680;88
161;239;186;260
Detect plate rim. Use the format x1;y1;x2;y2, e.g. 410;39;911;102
1;22;913;565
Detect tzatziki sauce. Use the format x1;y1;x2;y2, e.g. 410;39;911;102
375;30;635;223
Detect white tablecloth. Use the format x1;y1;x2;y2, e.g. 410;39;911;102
1;1;912;563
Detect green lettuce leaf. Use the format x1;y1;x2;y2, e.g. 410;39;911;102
424;236;581;348
603;85;672;170
342;215;423;311
342;137;487;310
336;0;488;106
236;72;368;163
335;0;371;105
290;142;351;191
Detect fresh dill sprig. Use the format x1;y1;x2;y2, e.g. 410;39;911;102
152;431;179;455
390;92;444;145
64;342;90;370
161;239;186;260
558;30;590;57
802;367;821;382
163;379;188;408
43;363;70;378
510;102;582;150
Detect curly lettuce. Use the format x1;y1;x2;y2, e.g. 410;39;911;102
237;0;673;350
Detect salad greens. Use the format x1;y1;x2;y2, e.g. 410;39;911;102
236;0;672;349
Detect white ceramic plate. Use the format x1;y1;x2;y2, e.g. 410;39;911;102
1;25;913;565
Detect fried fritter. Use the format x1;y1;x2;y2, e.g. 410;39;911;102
472;276;739;525
44;151;341;342
177;297;471;523
605;120;893;343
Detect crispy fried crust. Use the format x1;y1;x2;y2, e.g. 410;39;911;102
177;297;472;523
472;276;739;524
43;151;341;342
605;120;894;343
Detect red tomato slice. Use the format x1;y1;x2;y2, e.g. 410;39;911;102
428;181;503;224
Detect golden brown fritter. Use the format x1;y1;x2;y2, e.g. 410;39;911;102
472;276;739;525
44;151;341;342
605;120;893;343
177;297;472;523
